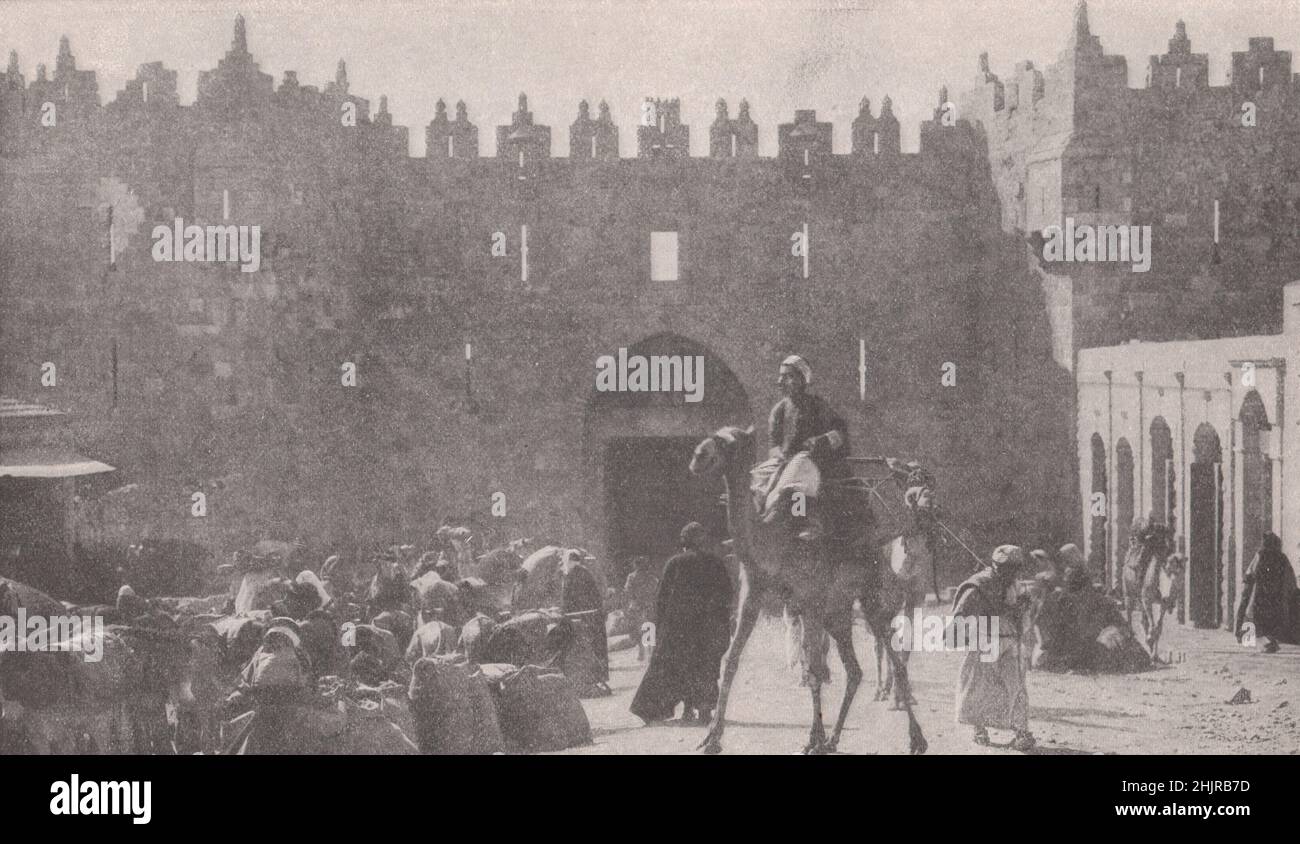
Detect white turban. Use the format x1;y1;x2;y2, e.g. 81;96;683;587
780;354;812;385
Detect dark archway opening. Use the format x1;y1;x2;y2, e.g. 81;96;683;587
1114;438;1134;591
1150;417;1175;534
1089;433;1108;576
603;437;726;578
585;333;751;586
1238;390;1272;616
1189;423;1222;628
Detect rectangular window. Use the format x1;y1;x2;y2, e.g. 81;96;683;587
650;231;679;281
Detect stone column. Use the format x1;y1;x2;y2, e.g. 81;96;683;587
1105;370;1114;586
1231;416;1245;625
1269;426;1284;539
1136;371;1145;518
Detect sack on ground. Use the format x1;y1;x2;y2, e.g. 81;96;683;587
408;658;503;754
459;614;497;664
496;664;591;752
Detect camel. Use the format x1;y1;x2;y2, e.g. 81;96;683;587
1120;530;1182;662
871;529;933;707
1139;553;1185;662
688;425;933;754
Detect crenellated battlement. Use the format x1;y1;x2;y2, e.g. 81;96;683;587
965;6;1298;140
957;0;1300;361
0;15;982;166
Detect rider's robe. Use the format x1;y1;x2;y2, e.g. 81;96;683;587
630;550;733;721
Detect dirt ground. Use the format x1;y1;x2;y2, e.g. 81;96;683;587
562;609;1300;755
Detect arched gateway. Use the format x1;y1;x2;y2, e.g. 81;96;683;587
582;333;752;584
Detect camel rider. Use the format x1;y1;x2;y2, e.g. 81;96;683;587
758;354;850;542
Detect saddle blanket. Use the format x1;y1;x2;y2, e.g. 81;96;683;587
751;453;821;517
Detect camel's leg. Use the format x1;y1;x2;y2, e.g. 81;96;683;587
875;611;896;701
863;609;927;755
1136;601;1154;659
890;648;916;710
782;605;800;671
826;617;862;752
873;632;889;700
699;575;763;755
1147;602;1164;662
890;592;918;709
801;612;830;755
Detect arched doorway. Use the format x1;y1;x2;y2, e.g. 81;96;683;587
584;333;752;584
1089;433;1108;575
1188;423;1222;628
1150;417;1175;533
1239;391;1272;596
1114;438;1134;591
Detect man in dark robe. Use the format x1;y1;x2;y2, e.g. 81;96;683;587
630;523;734;725
561;549;609;690
1237;533;1298;652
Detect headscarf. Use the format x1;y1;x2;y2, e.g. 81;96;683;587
295;569;332;607
1058;543;1086;569
990;544;1026;574
680;521;706;549
779;354;812;385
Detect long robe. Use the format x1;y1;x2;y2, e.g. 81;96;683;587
953;569;1028;731
630;550;733;721
1237;545;1298;643
561;563;608;683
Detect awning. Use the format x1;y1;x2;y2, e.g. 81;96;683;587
0;449;116;478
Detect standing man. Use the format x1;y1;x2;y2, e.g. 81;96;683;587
630;523;734;725
953;544;1036;752
753;354;851;542
561;549;610;693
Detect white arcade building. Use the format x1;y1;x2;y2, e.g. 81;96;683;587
1076;281;1299;629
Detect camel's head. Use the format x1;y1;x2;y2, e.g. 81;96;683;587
690;426;754;477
